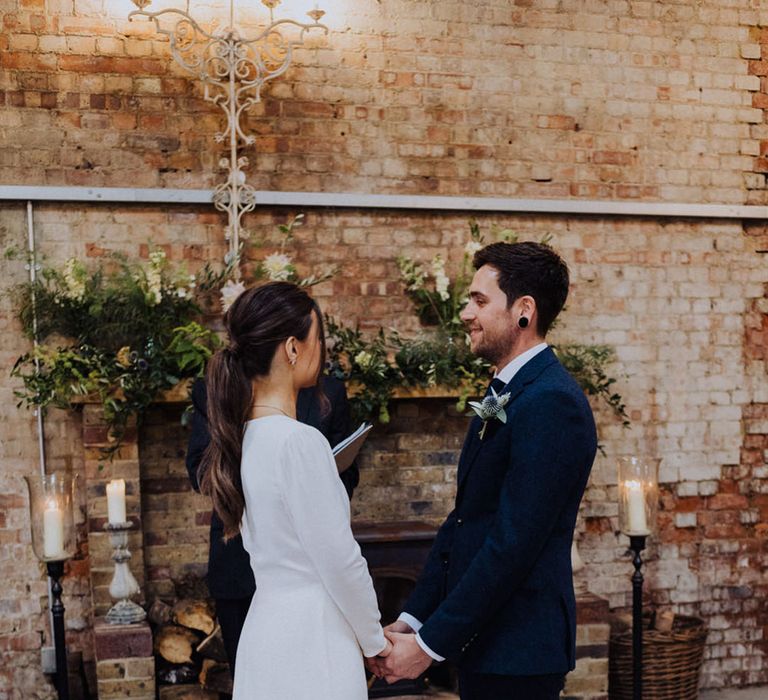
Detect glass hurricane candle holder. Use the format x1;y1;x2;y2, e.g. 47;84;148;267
24;472;78;700
617;456;659;537
24;472;77;562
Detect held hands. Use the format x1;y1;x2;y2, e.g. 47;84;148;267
366;621;433;684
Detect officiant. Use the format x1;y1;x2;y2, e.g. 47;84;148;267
185;374;360;673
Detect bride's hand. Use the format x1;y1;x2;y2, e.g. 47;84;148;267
378;638;393;657
365;639;392;679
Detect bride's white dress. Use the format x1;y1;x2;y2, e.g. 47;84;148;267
232;415;385;699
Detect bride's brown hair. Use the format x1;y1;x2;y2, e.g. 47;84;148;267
199;281;326;540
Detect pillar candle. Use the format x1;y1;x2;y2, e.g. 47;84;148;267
43;499;64;559
106;479;127;524
625;479;648;534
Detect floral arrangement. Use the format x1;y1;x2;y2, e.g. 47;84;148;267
220;214;335;311
328;220;628;427
9;215;328;456
10;250;223;455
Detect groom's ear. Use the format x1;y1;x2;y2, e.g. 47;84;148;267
513;295;536;320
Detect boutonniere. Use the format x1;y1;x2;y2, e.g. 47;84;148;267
468;387;511;440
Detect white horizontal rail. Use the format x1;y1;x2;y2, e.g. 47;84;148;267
0;185;766;219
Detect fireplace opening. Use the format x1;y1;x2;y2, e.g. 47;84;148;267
355;521;456;698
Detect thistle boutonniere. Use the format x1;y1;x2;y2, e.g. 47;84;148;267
468;387;511;440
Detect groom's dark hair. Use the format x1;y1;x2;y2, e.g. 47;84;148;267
473;241;569;337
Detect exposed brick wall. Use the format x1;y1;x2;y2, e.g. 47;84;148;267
139;404;209;602
749;25;768;204
2;0;768;696
1;2;768;200
3;205;768;696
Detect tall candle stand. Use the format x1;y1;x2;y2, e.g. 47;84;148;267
104;522;146;624
617;456;659;700
628;534;647;700
46;560;70;700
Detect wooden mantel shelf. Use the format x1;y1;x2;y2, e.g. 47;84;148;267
72;380;482;405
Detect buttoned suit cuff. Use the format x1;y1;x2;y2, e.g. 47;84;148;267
397;612;423;632
415;632;445;662
397;613;445;661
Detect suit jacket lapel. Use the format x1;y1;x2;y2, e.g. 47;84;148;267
456;347;559;493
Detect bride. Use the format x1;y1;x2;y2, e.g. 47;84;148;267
198;281;390;698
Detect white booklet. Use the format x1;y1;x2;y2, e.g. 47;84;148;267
332;422;373;473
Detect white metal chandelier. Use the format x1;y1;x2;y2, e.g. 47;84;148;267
128;0;327;269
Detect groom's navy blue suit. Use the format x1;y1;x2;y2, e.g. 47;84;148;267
403;347;597;693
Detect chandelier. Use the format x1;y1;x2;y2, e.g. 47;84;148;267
129;0;328;271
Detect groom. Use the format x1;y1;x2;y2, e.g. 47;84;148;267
374;241;597;699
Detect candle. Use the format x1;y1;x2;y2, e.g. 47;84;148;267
43;499;65;559
625;479;648;534
106;479;127;524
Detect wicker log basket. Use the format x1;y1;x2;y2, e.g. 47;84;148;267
609;613;708;700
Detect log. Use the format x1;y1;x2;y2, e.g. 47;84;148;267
174;573;211;600
148;599;173;626
155;624;202;665
200;659;233;695
172;599;216;636
159;685;220;700
196;624;228;663
157;662;199;685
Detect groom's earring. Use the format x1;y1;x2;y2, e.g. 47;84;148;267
518;316;529;328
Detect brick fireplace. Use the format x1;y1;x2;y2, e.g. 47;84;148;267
78;392;609;699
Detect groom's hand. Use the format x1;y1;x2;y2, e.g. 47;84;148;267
380;631;432;684
384;620;414;635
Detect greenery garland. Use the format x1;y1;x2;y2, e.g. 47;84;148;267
10;251;225;455
9;217;627;456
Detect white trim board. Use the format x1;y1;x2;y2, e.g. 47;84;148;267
0;185;767;219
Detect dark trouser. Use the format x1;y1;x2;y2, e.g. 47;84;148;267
215;597;252;677
458;670;565;700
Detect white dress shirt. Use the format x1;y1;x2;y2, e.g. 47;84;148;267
493;342;549;386
398;342;549;661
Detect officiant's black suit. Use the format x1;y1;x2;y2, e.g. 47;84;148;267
185;375;358;669
403;348;597;699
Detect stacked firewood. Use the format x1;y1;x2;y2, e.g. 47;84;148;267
149;599;233;699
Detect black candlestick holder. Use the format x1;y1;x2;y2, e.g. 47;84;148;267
46;560;69;700
628;534;647;700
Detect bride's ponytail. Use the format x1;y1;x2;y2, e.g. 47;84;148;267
198;346;251;540
198;281;324;540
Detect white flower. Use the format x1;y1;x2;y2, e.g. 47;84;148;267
431;256;451;301
149;250;166;267
62;258;86;301
145;268;162;306
464;240;483;256
354;350;374;370
407;266;425;291
137;251;166;305
263;253;293;281
220;279;245;312
435;272;450;300
468;387;511;439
